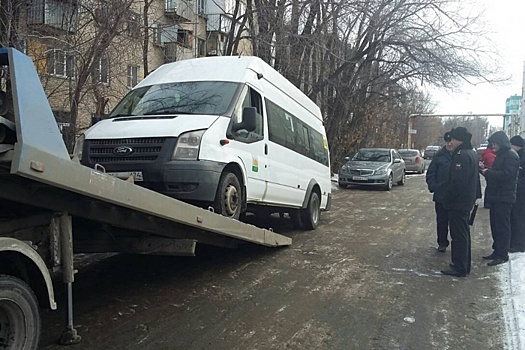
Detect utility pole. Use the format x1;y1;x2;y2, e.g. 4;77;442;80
407;113;510;149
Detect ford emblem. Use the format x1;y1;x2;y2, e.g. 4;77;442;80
113;146;133;155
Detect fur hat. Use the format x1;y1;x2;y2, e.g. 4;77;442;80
510;135;525;148
448;127;472;143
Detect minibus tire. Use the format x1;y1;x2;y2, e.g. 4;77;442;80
213;172;242;220
0;275;41;350
300;191;320;230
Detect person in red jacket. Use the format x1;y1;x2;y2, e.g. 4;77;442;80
481;143;496;168
481;144;496;208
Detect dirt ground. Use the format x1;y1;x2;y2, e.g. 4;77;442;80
40;173;507;350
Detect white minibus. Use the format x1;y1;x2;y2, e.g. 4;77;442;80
74;56;331;229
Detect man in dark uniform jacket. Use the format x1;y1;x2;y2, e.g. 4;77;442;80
509;135;525;252
441;127;481;277
480;131;520;266
426;132;453;252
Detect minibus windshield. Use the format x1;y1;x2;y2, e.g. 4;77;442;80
109;81;240;118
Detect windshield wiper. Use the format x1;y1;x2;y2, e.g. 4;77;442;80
142;110;194;115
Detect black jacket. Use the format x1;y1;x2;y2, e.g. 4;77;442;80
426;146;452;202
444;142;481;211
484;131;520;203
515;147;525;198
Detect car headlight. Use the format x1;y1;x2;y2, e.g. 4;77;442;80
172;130;205;160
72;133;85;161
374;169;387;175
340;165;348;171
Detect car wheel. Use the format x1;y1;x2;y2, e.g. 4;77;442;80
397;171;406;186
384;174;393;191
0;275;41;350
300;191;321;230
213;172;243;219
338;182;347;189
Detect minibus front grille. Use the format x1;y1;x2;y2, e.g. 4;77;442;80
87;137;167;164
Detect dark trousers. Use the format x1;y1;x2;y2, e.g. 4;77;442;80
435;202;449;247
449;210;471;275
489;202;513;260
510;198;525;251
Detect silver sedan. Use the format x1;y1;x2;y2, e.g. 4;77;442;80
338;148;406;191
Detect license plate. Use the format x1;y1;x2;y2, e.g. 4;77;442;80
107;171;144;181
352;176;367;181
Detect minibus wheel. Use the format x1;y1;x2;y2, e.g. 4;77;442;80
300;191;320;230
214;172;242;220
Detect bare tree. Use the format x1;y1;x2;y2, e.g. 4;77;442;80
245;0;505;169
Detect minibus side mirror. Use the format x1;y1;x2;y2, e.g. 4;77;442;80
233;107;256;132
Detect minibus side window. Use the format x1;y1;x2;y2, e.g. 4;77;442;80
267;97;328;166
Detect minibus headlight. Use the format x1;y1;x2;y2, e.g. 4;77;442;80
172;130;205;160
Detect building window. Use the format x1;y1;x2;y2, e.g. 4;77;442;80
127;65;139;88
152;24;162;46
46;48;75;78
95;56;109;84
152;23;178;47
197;0;206;15
177;29;192;47
197;38;205;57
27;0;78;32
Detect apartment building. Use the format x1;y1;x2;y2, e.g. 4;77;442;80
2;0;252;148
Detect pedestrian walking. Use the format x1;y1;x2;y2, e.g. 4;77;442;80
480;131;520;266
440;127;481;277
509;135;525;253
426;132;453;252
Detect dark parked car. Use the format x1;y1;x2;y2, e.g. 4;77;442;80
338;148;406;191
398;149;425;174
423;146;440;159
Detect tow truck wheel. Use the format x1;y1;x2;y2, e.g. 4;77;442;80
214;172;242;220
0;275;41;350
300;191;320;230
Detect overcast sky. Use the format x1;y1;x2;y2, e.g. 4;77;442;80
429;0;525;127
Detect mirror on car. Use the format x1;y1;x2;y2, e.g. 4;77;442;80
233;107;257;132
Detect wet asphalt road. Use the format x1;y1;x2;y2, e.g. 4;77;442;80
41;171;508;350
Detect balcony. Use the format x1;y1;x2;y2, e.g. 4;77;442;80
165;0;193;22
206;13;233;34
27;0;77;33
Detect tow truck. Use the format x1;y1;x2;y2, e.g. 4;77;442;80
0;48;291;349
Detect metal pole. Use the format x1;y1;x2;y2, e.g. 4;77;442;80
58;213;81;345
407;117;413;149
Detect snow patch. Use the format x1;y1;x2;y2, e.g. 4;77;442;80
500;252;525;350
